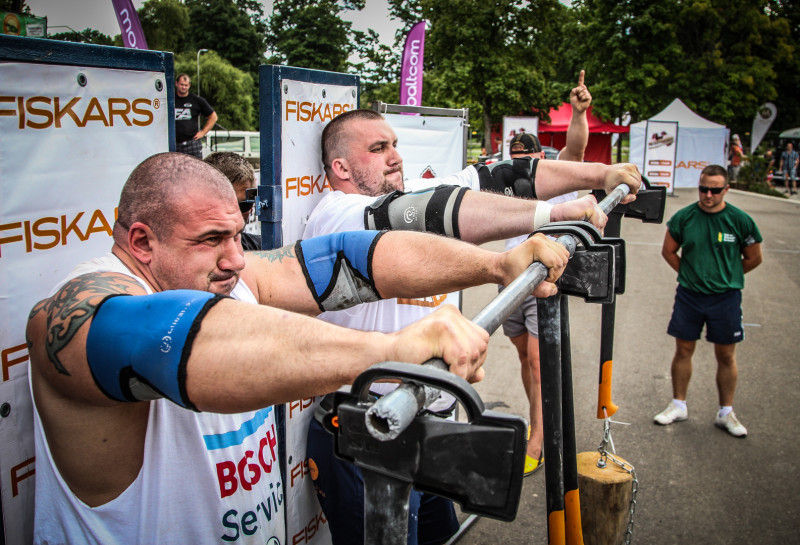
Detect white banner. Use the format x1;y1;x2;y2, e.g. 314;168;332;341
751;102;777;153
644;120;679;193
0;62;168;545
280;81;357;244
501;116;539;160
280;79;357;545
385;112;464;310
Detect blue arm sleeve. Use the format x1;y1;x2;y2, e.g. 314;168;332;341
296;230;386;312
86;290;225;410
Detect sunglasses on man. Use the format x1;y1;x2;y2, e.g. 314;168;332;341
239;187;257;213
698;185;726;194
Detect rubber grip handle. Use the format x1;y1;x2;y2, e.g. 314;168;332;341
596;360;619;419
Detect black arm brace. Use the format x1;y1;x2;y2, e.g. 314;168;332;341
474;157;539;199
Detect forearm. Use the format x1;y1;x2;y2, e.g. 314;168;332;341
187;300;391;412
534;160;607;200
372;230;504;295
560;111;589;163
456;190;538;244
662;251;681;273
199;112;218;136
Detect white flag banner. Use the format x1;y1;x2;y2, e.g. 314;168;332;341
751;102;777;153
644;120;679;194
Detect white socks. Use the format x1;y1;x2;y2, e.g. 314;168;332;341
718;406;733;418
672;399;687;411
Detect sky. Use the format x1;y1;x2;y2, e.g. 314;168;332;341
24;0;403;48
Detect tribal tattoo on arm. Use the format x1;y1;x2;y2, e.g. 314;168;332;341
251;244;296;263
27;273;144;376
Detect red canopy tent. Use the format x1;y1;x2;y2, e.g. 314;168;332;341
538;103;628;164
491;103;628;164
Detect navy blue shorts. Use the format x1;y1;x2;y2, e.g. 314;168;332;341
667;285;744;344
307;418;459;545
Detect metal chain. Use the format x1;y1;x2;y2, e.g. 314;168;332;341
597;415;638;545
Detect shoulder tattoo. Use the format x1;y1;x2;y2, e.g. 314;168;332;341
28;274;143;376
251;244;296;264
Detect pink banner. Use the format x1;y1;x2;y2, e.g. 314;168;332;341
400;21;425;106
111;0;148;49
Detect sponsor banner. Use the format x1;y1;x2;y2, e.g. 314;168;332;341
644;120;678;194
385;112;464;310
110;0;148;49
281;78;356;545
280;79;356;243
501;116;539;160
0;62;168;544
751;102;777;153
1;11;46;37
400;21;426;107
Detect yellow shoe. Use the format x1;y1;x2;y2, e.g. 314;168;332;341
524;453;544;477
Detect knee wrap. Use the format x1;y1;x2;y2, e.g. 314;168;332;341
364;185;468;238
86;290;225;410
476;157;539;199
296;230;385;312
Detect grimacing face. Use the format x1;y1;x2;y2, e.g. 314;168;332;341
147;188;246;295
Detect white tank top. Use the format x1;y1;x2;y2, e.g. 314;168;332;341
32;253;285;545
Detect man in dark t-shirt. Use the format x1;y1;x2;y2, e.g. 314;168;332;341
174;73;217;158
654;164;762;437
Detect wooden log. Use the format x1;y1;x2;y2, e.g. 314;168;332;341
576;451;633;545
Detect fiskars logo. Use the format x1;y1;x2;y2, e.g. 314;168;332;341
0;96;159;129
284;100;353;123
0;207;117;257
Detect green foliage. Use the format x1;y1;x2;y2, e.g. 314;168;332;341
137;0;189;52
48;29;114;45
420;0;564;146
175;51;256;130
184;0;266;75
571;0;794;135
266;0;362;73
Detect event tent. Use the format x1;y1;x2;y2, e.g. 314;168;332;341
630;99;728;188
537;103;629;164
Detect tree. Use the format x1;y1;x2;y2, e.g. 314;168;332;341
418;0;565;149
266;0;366;73
571;0;793;135
48;29;114;45
184;0;266;75
137;0;190;53
766;0;800;132
175;50;256;130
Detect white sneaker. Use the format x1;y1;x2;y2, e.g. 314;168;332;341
715;411;747;437
654;402;688;425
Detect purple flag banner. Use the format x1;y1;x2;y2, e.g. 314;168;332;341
111;0;148;49
400;21;426;106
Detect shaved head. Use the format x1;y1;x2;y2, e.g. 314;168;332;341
321;109;384;174
115;152;235;242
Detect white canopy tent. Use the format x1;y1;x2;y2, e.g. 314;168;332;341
630;98;728;188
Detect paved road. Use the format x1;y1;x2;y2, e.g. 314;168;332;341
454;188;800;544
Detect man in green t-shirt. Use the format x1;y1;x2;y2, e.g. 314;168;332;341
654;164;763;437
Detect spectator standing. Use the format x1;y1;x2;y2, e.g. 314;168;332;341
778;142;799;195
729;134;745;183
654;165;763;437
174;73;218;158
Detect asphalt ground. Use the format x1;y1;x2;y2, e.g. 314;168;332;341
452;188;800;544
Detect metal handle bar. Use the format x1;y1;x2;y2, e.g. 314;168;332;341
364;185;631;440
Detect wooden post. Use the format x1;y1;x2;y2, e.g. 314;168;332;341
576;451;633;545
